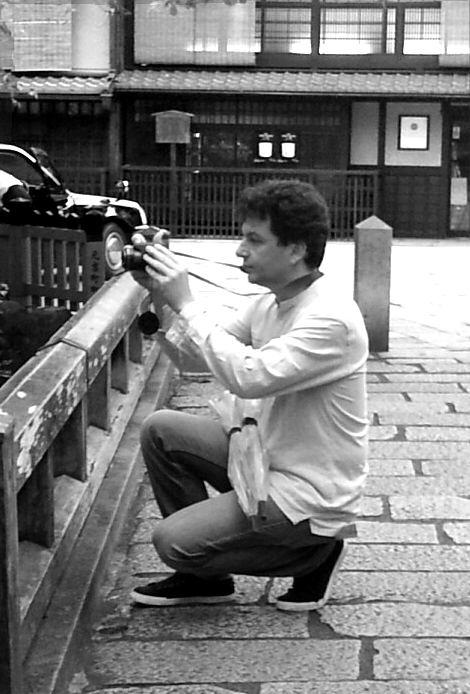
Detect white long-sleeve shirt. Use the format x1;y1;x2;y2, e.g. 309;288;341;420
160;276;369;538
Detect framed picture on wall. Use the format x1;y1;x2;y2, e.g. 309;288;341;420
398;115;430;150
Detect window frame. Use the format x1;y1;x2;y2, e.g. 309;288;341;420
319;3;393;56
124;0;441;70
254;0;441;68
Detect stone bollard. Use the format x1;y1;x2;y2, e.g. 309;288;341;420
353;215;393;352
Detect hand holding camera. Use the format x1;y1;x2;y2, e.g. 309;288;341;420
122;228;171;272
125;229;194;315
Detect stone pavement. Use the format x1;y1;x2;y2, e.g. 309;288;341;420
67;239;470;694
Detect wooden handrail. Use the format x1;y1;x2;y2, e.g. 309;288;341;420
0;272;169;693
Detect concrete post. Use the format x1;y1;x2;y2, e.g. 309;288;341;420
354;215;393;352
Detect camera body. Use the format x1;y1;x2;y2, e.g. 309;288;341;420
122;229;170;271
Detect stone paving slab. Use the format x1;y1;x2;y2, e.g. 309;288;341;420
386;374;470;382
370;402;450;414
368;441;470;459
368;382;464;392
365;477;470;496
352;521;438;543
390;496;470;519
260;683;470;694
320;604;470;637
443;523;470;543
379;413;470;426
88;639;361;683
343;545;470;571
405;427;470;441
374;639;470;679
368;459;416;475
65;240;470;693
332;571;470;603
408;394;470;409
421;460;470;476
121;605;310;640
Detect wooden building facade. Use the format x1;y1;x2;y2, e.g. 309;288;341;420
0;0;469;238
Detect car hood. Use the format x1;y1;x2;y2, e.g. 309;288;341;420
66;190;147;222
66;190;142;210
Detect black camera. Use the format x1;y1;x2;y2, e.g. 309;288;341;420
122;229;171;272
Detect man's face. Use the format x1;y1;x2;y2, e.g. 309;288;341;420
236;215;301;292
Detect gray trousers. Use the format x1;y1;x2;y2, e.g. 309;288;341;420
140;409;337;580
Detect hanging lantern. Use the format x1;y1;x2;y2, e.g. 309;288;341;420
258;132;274;159
281;132;297;159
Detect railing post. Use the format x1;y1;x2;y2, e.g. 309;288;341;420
354;215;393;352
88;361;111;431
0;415;23;694
111;334;130;394
2;224;27;304
52;399;88;481
129;317;144;364
17;450;54;547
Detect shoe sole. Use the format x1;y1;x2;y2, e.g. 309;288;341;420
130;590;236;607
275;542;348;612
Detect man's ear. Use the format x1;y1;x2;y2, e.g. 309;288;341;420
289;241;307;265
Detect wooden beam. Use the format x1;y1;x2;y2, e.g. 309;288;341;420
0;416;23;694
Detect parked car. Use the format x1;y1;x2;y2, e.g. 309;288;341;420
0;144;155;276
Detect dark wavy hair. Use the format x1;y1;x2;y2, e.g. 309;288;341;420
237;179;330;269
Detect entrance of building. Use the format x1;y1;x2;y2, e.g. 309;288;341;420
449;105;470;237
381;167;447;238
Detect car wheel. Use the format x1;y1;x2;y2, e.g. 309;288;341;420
103;222;128;277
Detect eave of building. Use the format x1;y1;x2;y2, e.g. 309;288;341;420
0;70;468;100
0;74;113;99
114;69;470;99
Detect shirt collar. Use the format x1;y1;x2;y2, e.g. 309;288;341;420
275;270;324;307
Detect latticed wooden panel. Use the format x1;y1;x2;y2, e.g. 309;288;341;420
123;165;377;239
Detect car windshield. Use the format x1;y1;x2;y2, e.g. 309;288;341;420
30;147;64;188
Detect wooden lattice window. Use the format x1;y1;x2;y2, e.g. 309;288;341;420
403;6;441;54
255;2;312;54
255;0;441;56
320;5;396;54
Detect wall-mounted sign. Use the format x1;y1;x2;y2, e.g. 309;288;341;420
398;115;429;151
152;110;194;144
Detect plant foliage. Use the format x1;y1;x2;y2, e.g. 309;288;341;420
162;0;245;15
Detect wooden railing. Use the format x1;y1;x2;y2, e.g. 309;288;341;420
122;166;378;239
0;224;104;309
0;273;174;693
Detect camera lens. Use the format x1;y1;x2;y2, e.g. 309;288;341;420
122;245;146;271
137;311;160;335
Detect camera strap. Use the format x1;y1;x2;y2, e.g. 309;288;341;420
187;269;266;297
174;250;240;270
173;250;265;297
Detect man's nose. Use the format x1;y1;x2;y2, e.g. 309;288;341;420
236;239;247;257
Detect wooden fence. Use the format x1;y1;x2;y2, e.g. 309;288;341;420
60;166;109;197
0;272;174;693
122;166;378;239
0;224;105;309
